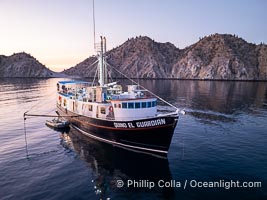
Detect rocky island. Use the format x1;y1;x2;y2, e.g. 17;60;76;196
0;52;63;78
64;33;267;80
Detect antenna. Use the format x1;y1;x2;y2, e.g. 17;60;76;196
93;0;96;50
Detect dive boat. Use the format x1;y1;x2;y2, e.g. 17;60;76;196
45;118;70;129
56;37;179;156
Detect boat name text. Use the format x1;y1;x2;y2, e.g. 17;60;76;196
113;119;166;128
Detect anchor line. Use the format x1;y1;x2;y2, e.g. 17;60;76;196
23;118;29;159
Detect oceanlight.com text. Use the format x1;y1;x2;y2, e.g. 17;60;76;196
116;179;262;190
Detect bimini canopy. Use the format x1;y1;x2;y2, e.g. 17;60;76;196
58;81;91;85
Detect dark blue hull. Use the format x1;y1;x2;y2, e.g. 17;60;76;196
57;105;178;156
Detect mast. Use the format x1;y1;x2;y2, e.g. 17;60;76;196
103;37;108;84
98;36;105;86
93;0;96;50
93;0;107;86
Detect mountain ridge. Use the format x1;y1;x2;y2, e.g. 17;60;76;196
64;34;267;80
1;34;267;80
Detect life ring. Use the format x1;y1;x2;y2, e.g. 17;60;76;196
58;96;62;105
109;106;114;113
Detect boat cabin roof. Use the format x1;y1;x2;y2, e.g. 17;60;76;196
58;81;91;85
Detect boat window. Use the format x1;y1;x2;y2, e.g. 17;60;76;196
152;101;157;107
93;89;96;102
147;102;152;108
128;102;134;109
114;104;117;108
141;102;146;108
88;104;93;111
135;102;140;109
118;104;121;108
122;102;127;108
100;107;106;114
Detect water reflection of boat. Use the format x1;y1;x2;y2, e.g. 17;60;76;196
60;127;175;199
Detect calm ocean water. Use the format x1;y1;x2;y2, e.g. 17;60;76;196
0;78;266;200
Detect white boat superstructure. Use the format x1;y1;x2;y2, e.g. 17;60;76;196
57;81;158;121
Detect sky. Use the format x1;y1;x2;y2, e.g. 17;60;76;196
0;0;266;72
